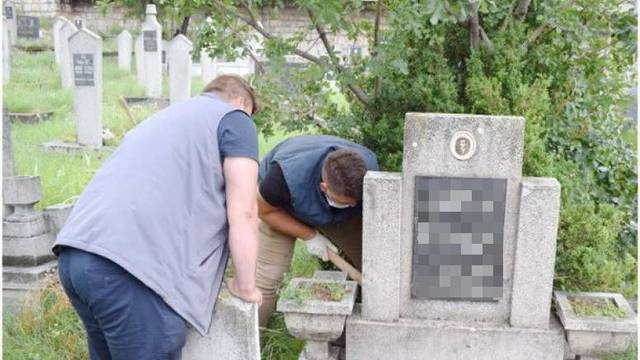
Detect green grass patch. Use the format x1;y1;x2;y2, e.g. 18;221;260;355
569;296;627;319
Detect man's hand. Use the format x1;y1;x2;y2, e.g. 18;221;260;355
304;231;338;261
227;277;263;304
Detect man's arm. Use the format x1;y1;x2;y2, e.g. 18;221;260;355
224;157;261;303
257;190;315;240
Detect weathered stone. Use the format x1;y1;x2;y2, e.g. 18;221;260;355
59;21;78;88
3;215;47;238
168;34;192;105
3;176;42;206
135;35;145;85
361;171;402;322
3;261;57;313
3;232;56;266
510;177;561;329
53;16;71;66
117;30;132;71
554;291;637;357
142;4;162;97
182;285;260;360
346;306;566;360
69;28;103;147
3;0;17;45
43;203;74;235
399;113;525;323
3;108;13;177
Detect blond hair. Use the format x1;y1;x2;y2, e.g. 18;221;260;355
203;74;259;115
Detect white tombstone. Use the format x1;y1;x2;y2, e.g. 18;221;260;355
3;0;16;45
141;4;162;97
135;35;145;86
59;21;78;88
3;17;10;84
200;49;216;85
162;39;169;73
117;30;132;71
68;28;102;147
52;17;71;66
168;34;192;105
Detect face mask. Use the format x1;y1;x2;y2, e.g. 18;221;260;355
325;195;353;209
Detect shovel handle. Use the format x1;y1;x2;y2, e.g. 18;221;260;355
327;249;362;285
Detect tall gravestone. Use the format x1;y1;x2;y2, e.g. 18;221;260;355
135;34;145;85
346;113;565;360
141;4;162;97
59;21;78;88
200;49;216;85
117;30;132;71
69;28;102;147
52;17;71;66
3;0;16;45
3;17;10;85
168;34;192;105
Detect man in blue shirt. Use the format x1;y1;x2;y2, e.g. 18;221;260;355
256;135;379;326
53;75;262;359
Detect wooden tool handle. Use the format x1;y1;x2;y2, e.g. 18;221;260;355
327;249;362;285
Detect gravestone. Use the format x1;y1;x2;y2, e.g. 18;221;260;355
346;113;566;360
200;48;215;85
3;17;10;85
142;4;162;97
3;0;16;45
59;21;78;88
135;34;145;85
3;107;13;177
69;28;102;147
168;34;192;104
117;30;132;71
16;15;39;38
53;17;71;66
2;176;57;311
182;285;260;360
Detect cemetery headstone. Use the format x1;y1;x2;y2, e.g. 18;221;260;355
142;4;162;97
168;34;192;104
3;0;16;44
52;17;71;66
59;21;78;88
69;28;102;147
135;35;145;85
3;107;13;177
162;39;169;73
3;17;10;85
200;48;215;85
16;15;39;39
117;30;132;71
346;113;566;360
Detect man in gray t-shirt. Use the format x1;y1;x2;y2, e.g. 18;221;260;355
54;75;262;359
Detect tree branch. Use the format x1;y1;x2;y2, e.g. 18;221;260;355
468;3;481;51
373;0;383;98
513;0;531;19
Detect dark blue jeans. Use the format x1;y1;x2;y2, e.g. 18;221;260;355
57;247;186;360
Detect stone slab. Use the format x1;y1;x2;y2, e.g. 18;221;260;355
361;171;402;321
277;279;358;315
142;4;162;97
3;176;42;205
117;30;132;71
3;215;47;238
182;286;259;360
168;34;193;105
346;306;566;360
3;232;56;266
43;203;74;235
510;177;561;329
399;113;525;324
3;260;57;285
42;141;113;153
554;291;637;333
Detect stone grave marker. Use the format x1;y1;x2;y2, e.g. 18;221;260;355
3;107;13;177
162;39;169;73
135;34;145;85
142;4;162;97
346;113;566;360
3;17;10;85
3;0;16;44
53;16;71;66
69;28;102;147
200;48;215;85
117;30;132;71
59;21;78;88
168;34;192;105
16;15;39;38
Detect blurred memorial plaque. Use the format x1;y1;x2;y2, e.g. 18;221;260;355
17;16;39;38
143;30;157;52
73;54;95;87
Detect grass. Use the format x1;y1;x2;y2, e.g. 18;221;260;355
280;281;346;304
3;48;319;360
569;296;627;319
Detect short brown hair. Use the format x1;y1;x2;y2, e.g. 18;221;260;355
322;149;368;201
203;74;260;115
